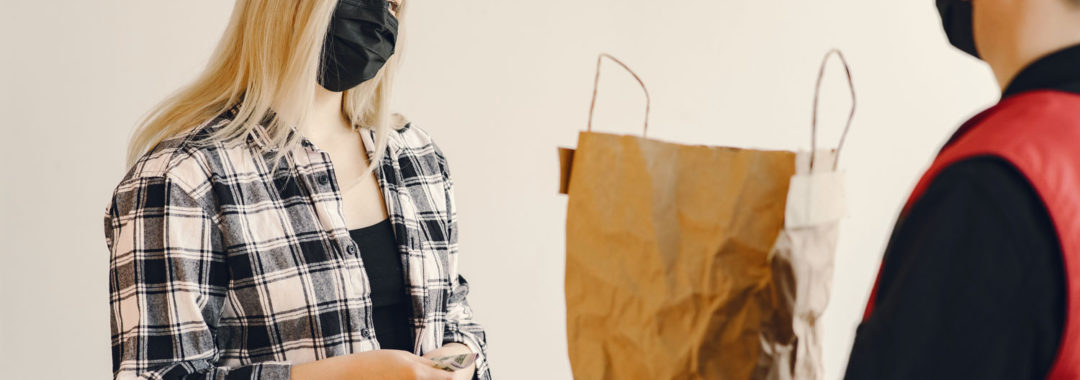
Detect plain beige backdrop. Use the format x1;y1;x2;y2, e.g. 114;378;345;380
0;1;999;379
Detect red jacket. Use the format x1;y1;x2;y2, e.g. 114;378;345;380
864;90;1080;379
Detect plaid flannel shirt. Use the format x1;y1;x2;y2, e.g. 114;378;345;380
103;110;490;379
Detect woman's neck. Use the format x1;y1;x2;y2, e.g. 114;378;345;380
305;85;354;146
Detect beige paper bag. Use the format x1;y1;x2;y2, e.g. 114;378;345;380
561;52;855;380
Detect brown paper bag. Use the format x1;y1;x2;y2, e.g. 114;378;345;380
562;52;854;380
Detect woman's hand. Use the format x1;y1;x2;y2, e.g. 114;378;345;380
422;343;476;380
290;349;453;380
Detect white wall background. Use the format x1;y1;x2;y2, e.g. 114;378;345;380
0;1;999;379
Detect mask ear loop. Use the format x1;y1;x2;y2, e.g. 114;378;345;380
811;49;857;171
586;54;652;137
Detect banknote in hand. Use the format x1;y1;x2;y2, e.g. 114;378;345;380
430;353;477;372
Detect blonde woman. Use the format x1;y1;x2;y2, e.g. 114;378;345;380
102;1;489;379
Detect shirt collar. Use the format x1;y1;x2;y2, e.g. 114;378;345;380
217;103;293;152
1002;43;1080;98
224;103;410;158
243;119;304;152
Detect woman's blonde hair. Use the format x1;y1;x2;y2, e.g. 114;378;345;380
125;0;407;176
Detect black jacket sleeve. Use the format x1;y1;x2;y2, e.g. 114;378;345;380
844;156;1065;380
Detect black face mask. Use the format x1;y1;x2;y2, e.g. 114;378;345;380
937;0;979;58
318;0;399;92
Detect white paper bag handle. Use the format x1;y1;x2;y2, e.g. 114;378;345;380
810;49;857;171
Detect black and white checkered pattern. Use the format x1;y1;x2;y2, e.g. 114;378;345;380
104;110;490;379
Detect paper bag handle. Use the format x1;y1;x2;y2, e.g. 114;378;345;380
811;49;857;170
586;53;652;137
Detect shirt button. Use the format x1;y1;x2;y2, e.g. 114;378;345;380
316;174;329;185
361;328;371;338
346;244;358;256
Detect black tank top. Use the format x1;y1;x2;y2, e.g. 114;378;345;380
348;219;414;351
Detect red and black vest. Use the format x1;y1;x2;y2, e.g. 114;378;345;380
863;91;1080;379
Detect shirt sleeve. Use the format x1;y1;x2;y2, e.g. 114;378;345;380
104;174;292;380
844;156;1065;380
432;142;492;380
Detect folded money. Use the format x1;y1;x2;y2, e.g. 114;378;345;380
431;353;477;372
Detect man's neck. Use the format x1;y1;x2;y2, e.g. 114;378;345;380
989;2;1080;91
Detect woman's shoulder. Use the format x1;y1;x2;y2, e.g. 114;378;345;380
390;114;448;160
117;115;236;194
